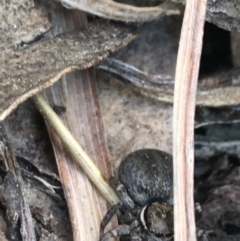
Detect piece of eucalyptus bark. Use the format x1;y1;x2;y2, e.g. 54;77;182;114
0;19;136;121
98;58;240;107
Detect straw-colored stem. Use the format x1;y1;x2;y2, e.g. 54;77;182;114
32;94;120;205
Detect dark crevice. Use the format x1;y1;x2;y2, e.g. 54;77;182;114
199;22;233;76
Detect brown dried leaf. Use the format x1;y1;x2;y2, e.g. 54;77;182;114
42;69;116;241
0;20;136;121
36;9;118;241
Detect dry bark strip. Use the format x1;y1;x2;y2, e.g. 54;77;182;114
0;20;136;121
58;0;181;22
172;1;207;241
98;58;240;107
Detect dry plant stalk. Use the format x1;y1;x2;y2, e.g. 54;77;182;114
32;94;119;205
173;0;207;241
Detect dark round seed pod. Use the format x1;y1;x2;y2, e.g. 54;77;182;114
118;149;173;207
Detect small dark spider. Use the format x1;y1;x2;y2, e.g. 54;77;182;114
99;149;174;241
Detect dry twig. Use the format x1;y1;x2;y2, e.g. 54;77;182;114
173;1;207;241
32;94;119;205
